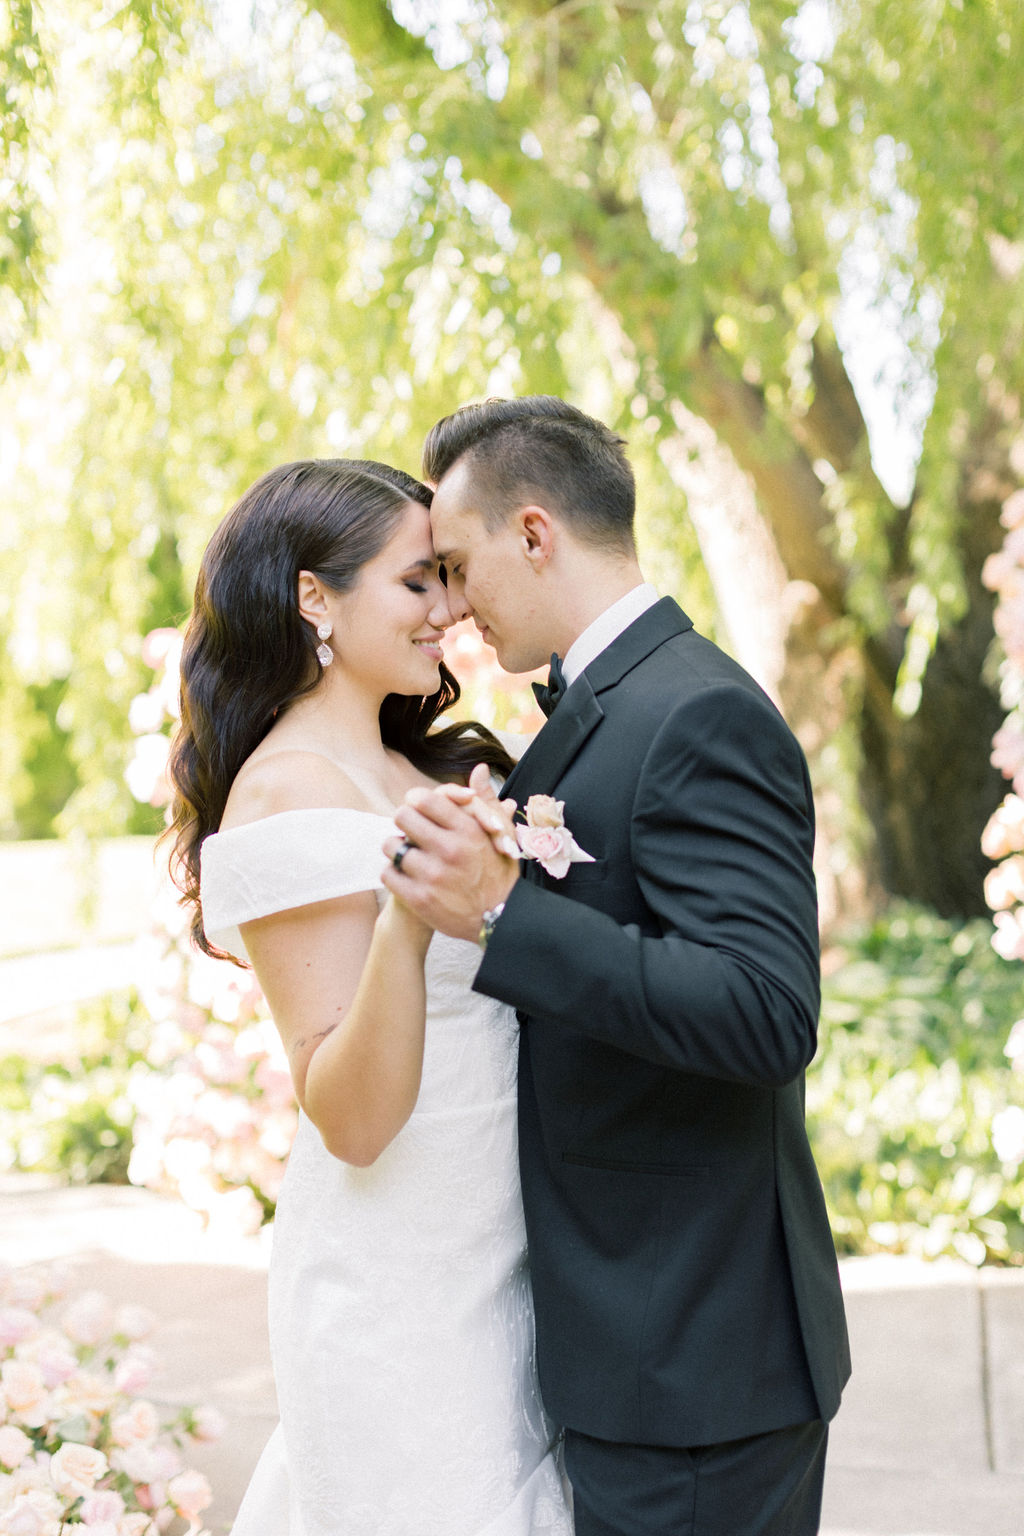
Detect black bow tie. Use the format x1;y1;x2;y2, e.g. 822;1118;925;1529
532;653;567;719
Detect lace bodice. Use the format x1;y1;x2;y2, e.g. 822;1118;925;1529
199;810;571;1536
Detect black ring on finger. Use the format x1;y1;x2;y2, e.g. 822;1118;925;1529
391;836;413;872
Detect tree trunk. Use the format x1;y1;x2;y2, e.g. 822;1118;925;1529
858;484;1007;917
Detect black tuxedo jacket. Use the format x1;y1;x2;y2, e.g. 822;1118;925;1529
475;598;850;1448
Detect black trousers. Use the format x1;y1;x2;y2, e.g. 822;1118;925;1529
563;1419;828;1536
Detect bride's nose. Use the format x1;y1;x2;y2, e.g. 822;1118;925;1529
429;584;457;629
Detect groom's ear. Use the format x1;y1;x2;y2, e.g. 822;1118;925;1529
517;506;555;569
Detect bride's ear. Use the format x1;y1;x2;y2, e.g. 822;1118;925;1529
297;570;329;627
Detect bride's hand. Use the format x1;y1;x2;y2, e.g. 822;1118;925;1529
433;764;519;861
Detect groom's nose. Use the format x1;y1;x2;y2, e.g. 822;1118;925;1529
443;577;471;623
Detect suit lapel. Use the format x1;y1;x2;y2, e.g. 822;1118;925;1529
583;596;692;695
501;676;603;805
500;598;694;805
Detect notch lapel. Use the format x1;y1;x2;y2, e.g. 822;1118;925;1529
501;676;603;805
500;598;693;805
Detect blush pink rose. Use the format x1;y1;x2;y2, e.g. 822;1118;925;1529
0;1307;40;1347
516;823;595;880
79;1489;126;1525
8;1266;67;1310
49;1440;108;1498
517;824;574;876
63;1368;118;1416
167;1469;213;1522
524;794;565;828
114;1305;157;1342
3;1490;62;1536
0;1423;34;1469
61;1291;116;1347
114;1346;158;1396
1;1360;48;1422
31;1337;79;1389
110;1399;161;1448
120;1517;157;1536
188;1405;226;1443
983;795;1024;860
111;1441;181;1484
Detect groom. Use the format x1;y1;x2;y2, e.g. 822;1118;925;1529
382;396;850;1534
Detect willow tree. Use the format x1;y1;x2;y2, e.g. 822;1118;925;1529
5;0;1021;919
304;0;1019;915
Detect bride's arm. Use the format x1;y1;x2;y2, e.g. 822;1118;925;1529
241;890;430;1167
226;756;433;1167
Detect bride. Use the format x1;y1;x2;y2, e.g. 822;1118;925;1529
167;459;573;1535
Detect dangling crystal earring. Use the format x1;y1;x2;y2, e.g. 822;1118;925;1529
316;621;334;667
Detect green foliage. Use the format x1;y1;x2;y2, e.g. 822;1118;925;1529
1;0;1018;883
0;0;50;366
810;903;1024;1265
0;990;146;1183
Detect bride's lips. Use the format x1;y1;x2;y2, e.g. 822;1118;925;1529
413;637;444;660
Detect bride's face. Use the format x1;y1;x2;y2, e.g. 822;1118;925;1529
328;501;455;698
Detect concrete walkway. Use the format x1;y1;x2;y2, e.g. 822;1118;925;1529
3;1181;1024;1534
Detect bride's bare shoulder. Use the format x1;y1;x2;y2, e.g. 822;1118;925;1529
220;749;374;830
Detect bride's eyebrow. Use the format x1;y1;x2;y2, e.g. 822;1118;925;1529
400;556;439;575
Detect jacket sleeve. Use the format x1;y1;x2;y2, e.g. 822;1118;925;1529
473;683;822;1088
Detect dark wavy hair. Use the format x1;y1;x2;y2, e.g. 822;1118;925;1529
168;458;515;959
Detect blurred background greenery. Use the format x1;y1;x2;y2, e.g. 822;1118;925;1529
3;0;1024;1263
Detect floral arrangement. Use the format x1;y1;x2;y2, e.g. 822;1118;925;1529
119;629;296;1232
983;489;1024;957
123;881;298;1235
515;795;595;879
0;1264;223;1535
981;485;1024;1174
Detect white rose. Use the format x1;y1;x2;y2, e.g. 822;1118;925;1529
48;1442;108;1499
2;1490;61;1536
0;1424;34;1470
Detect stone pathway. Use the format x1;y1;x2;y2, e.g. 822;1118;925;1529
4;1182;1024;1535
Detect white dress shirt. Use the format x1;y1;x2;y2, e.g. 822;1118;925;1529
561;582;660;688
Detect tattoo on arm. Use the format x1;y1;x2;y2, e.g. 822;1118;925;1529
292;1020;340;1054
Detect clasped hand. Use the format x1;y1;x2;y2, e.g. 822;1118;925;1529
381;763;521;942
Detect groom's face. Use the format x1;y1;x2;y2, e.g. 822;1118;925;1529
430;458;550;674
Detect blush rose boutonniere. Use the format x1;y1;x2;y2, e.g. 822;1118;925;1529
515;795;596;879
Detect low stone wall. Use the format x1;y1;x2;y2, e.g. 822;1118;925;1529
0;836;162;957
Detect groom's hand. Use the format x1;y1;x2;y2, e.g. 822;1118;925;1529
381;767;520;943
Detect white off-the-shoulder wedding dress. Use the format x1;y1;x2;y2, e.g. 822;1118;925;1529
200;808;572;1536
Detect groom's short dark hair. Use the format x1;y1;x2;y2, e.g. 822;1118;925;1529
422;396;636;555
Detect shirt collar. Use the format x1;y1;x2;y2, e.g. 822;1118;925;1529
561;582;659;687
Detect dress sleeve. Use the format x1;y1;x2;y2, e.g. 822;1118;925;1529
199;807;395;961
